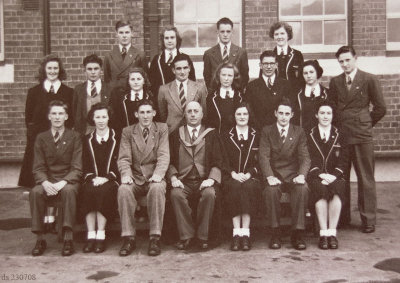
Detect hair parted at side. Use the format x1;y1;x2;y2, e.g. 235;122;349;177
160;25;182;50
48;100;68;114
115;20;133;31
217;17;233;29
275;97;294;112
301;60;324;79
37;54;67;83
87;102;112;126
269;21;293;41
83;54;103;68
335;45;356;58
211;62;242;92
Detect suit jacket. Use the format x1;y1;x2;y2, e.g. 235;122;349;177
307;125;348;180
203;43;249;91
72;81;111;135
33;128;82;184
274;46;304;89
117;122;170;185
328;69;386;144
245;77;291;129
158;80;207;133
149;50;196;99
258;123;311;182
167;125;223;184
104;45;149;90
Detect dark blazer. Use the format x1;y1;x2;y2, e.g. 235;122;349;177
274;46;304;88
245;77;291;129
82;129;120;183
258;123;311;182
104;45;149;90
33;128;82;184
307;126;349;180
328;69;386;144
117;122;169;185
72;81;111;135
203;44;249;91
149;50;196;98
221;127;261;182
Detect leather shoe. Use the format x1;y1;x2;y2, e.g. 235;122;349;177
198;239;209;250
328;236;338;249
176;238;193;250
362;225;375;233
83;239;95;253
230;235;241;251
119;238;136;256
94;240;106;253
62;240;74;256
32;239;46;256
291;235;306;250
242;236;251;251
318;236;328;250
148;238;161;256
269;235;281;249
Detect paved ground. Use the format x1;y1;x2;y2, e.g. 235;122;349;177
0;183;399;282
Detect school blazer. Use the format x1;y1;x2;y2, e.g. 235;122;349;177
273;46;304;86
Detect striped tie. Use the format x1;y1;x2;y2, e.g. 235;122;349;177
179;82;186;107
222;45;228;61
167;52;173;65
90;81;97;98
310;88;315;99
49;84;55;94
121;46;127;60
268;77;272;89
143;127;149;143
135;93;140;101
346;76;352;90
191;128;197;144
54;131;60;147
280;128;286;143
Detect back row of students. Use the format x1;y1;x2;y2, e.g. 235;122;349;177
19;18;386;257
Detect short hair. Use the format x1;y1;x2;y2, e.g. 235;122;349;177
48;100;68;114
126;67;152;93
87;102;112;127
233;101;256;128
211;62;241;91
172;53;191;67
269;22;293;41
335;45;356;58
217;17;233;29
160;26;182;50
260;50;277;62
315;100;336;117
136;99;155;112
83;54;103;68
115;20;132;31
37;54;67;83
301;60;324;79
275;97;294;112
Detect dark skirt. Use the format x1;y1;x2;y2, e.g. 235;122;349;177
79;180;118;221
223;178;262;218
18;136;36;188
308;178;346;204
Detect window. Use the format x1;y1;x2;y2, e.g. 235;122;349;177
0;0;4;61
387;0;400;50
279;0;348;53
174;0;242;55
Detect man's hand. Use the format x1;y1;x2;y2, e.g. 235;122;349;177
171;176;184;189
267;176;281;186
42;180;58;196
149;174;162;183
53;180;67;191
200;178;215;190
92;177;109;186
293;174;305;185
231;172;247;183
121;175;133;184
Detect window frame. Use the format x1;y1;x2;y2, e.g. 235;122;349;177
386;0;400;50
0;0;5;61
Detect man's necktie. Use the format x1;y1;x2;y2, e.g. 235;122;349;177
191;128;197;144
179;82;186;107
143;127;149;143
268;77;272;89
54;131;60;147
49;84;55;94
280;128;286;143
323;132;328;143
90;81;97;98
121;46;127;60
239;134;244;141
167;52;173;65
279;49;284;56
135;93;140;101
346;75;352;90
310;88;315;99
222;45;229;62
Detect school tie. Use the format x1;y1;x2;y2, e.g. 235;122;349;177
323;132;328;143
191;128;197;144
143;127;149;143
101;138;106;145
54;131;60;147
179;82;186;107
225;90;230;99
90;81;97;98
279;48;284;57
310;88;315;99
222;45;229;62
346;75;352;90
121;46;127;60
280;128;286;143
135;92;140;101
49;84;55;94
268;77;272;89
239;134;244;141
167;52;173;65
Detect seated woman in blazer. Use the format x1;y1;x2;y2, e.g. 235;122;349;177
307;100;349;250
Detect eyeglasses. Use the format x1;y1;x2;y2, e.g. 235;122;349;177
261;62;276;67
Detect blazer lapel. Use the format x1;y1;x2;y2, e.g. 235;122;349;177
169;82;183;113
141;123;157;162
212;45;223;63
271;124;284;151
348;70;364;99
229;44;239;62
119;47;139;75
56;129;72;157
280;124;294;152
132;124;146;157
122;93;130;126
110;46;124;70
186;80;197;103
100;81;109;102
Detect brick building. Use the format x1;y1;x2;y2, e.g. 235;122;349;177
0;0;399;167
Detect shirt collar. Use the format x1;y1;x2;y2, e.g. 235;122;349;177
187;125;201;138
44;79;61;93
176;79;188;88
219;87;234;99
96;128;110;144
130;89;144;101
305;84;321;97
278;45;288;55
262;74;275;85
346;68;358;81
276;123;289;135
165;49;177;63
318;125;332;141
51;127;64;138
119;44;131;53
140;124;152;133
87;79;102;96
219;42;231;53
236;126;248;140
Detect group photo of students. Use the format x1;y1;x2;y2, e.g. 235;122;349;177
18;17;386;258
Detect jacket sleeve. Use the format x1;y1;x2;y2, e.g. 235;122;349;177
203;51;212;90
166;130;179;180
153;124;170;178
82;137;96;182
258;127;274;179
117;127;134;178
208;132;222;184
332;132;349;178
157;86;168;123
368;74;386;126
297;128;311;177
103;54;111;84
62;133;83;184
32;136;49;184
239;49;250;89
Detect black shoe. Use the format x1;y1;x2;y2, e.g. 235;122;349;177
148;238;161;256
32;240;46;256
83;239;95;253
291;234;306;250
198;239;209;250
62;240;74;256
94;240;106;253
328;236;338;249
242;236;251;251
318;236;328;250
119;238;136;256
176;238;193;250
269;235;281;249
362;225;375;233
230;235;241;251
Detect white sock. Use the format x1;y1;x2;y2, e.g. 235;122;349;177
328;229;337;237
320;229;328;237
233;228;242;236
48;216;55;223
96;230;105;240
44;216;49;223
241;228;250;237
87;231;96;240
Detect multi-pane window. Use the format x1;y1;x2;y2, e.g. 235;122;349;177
174;0;242;55
387;0;400;50
279;0;347;53
0;0;4;61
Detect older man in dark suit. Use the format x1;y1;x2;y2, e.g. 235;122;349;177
117;99;169;257
259;98;311;250
30;100;82;257
203;17;249;92
104;20;149;90
329;46;386;233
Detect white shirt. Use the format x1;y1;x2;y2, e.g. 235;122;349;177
276;123;289;138
219;41;231;57
176;79;188;97
262;74;276;87
96;128;110;144
164;49;177;63
119;44;131;53
318;125;331;142
236;126;248;140
130;89;144;101
51;127;65;139
277;45;288;55
219;87;234;99
187;125;201;140
44;79;61;93
87;79;102;96
346;68;358;82
305;84;321;98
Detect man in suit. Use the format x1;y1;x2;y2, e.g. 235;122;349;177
117;99;169;257
203;17;249;92
168;101;224;250
30;100;82;257
104;20;149;90
329;46;386;233
72;54;111;135
245;50;291;129
259;98;311;250
158;53;207;133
